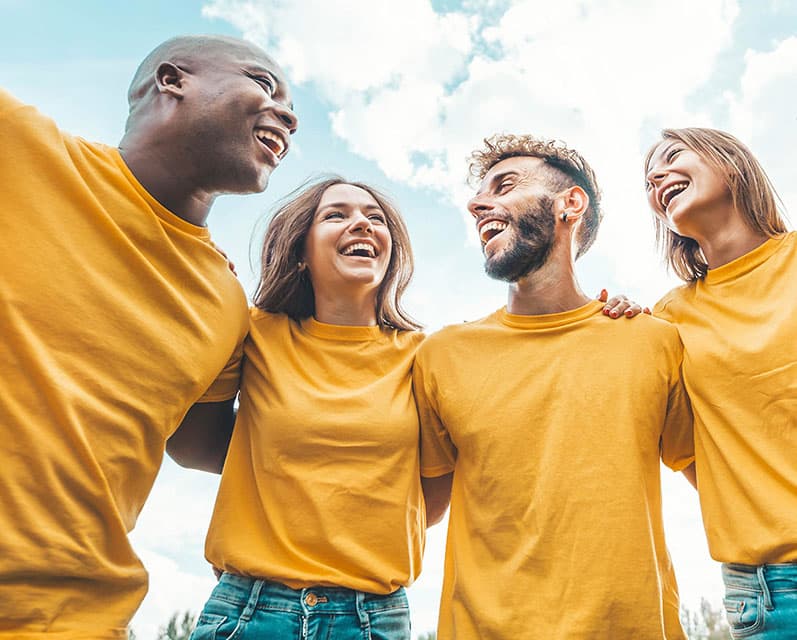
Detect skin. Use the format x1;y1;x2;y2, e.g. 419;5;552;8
303;184;392;326
118;37;298;226
645;140;768;269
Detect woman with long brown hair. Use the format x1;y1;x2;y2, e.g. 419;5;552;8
645;128;795;639
174;176;446;640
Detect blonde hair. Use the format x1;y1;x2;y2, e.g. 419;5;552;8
469;134;603;258
253;177;421;331
645;127;788;282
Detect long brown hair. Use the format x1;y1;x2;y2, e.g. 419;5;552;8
645;127;788;282
253;176;421;331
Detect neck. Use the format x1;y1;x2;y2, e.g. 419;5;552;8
313;289;379;327
506;247;590;316
687;212;770;270
119;133;214;227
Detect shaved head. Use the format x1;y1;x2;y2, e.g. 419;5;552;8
127;34;277;111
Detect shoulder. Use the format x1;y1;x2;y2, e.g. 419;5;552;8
248;308;293;332
417;312;497;359
653;282;695;321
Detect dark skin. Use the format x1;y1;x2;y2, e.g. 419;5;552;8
118;38;297;226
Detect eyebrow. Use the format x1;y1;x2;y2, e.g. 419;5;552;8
648;141;678;172
318;202;384;211
479;170;518;195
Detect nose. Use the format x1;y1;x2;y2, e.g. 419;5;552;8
349;211;373;233
645;167;667;186
467;192;494;219
274;102;299;135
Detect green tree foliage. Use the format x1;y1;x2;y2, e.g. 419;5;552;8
681;598;731;640
417;633;437;640
157;610;196;640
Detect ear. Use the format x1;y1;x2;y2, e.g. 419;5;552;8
155;62;186;100
559;185;589;217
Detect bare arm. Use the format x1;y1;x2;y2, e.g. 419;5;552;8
166;399;236;474
681;461;698;490
422;472;453;527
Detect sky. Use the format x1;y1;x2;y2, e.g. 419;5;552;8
2;1;796;638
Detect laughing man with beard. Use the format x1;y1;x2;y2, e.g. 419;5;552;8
414;135;695;640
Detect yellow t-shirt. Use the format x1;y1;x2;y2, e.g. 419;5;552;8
655;232;797;564
205;310;426;594
415;301;693;640
0;89;248;638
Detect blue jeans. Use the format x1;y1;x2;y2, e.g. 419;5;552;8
190;573;411;640
722;562;797;639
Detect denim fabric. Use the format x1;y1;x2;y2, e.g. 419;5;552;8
722;562;797;639
190;573;411;640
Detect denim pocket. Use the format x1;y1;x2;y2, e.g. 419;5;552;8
190;613;227;640
367;605;411;640
724;590;764;638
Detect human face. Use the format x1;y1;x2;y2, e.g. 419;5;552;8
467;156;557;282
187;44;298;194
645;139;732;235
303;184;393;299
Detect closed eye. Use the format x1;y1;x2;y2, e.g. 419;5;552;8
247;72;276;97
666;147;683;163
324;211;344;220
497;180;514;194
368;213;386;223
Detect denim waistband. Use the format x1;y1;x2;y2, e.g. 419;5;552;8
212;573;408;615
722;562;797;606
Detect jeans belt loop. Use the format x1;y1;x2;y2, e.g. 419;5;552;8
355;590;369;629
241;578;266;621
757;565;775;610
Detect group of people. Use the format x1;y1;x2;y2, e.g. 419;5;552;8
1;33;794;640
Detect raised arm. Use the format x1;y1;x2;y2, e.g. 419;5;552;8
166;399;236;474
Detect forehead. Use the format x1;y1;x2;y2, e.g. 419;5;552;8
478;155;546;192
318;184;381;209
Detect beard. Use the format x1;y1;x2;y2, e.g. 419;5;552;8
483;195;556;282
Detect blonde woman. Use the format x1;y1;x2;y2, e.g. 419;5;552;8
645;128;795;639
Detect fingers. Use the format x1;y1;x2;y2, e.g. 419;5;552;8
596;288;608;303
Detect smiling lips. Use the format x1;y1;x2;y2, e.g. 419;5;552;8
255;128;288;159
660;181;689;209
479;220;508;244
341;242;377;258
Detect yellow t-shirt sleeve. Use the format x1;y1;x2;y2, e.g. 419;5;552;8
414;346;457;477
197;341;243;403
660;335;695;471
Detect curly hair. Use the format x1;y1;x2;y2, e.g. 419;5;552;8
644;127;788;282
469;134;603;258
253;176;421;331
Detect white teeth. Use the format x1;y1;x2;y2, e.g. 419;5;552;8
661;182;688;208
479;220;508;243
256;129;285;157
342;242;376;257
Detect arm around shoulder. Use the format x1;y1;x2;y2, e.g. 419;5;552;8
166;398;236;474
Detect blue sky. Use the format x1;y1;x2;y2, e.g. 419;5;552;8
2;1;796;637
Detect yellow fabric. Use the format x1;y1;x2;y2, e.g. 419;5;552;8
205;310;426;593
655;232;797;564
415;301;693;640
0;89;248;638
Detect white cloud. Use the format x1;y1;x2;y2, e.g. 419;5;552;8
203;0;740;306
728;36;797;223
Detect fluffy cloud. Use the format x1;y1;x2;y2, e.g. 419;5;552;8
728;36;797;220
203;0;740;303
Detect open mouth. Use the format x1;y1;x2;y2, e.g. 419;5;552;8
341;242;377;258
479;220;508;245
255;128;287;159
660;181;689;209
